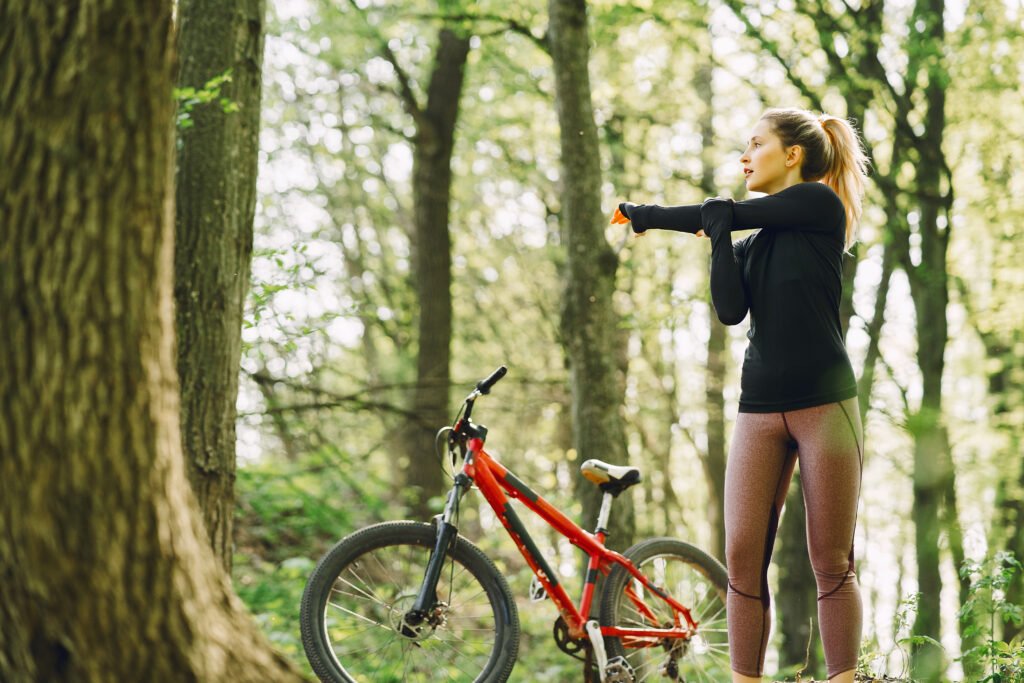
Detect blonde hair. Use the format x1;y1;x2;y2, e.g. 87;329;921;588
760;108;871;249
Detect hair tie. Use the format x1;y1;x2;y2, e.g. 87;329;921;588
819;117;834;143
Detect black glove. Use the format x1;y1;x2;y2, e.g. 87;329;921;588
619;202;645;233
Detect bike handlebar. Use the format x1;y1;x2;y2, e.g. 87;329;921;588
475;365;507;395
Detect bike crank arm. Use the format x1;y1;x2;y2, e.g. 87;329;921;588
586;620;636;683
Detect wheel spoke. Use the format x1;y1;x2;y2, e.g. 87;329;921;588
601;543;731;681
301;523;515;682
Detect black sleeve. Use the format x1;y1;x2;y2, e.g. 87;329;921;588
626;203;702;234
701;198;749;326
731;181;845;233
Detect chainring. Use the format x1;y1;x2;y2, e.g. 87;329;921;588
552;616;590;662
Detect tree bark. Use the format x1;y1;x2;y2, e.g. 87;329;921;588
175;0;265;569
777;473;824;677
694;58;728;565
857;237;896;421
403;28;470;518
0;2;303;680
899;1;956;677
548;0;634;551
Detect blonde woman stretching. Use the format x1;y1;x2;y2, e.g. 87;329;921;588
613;108;871;683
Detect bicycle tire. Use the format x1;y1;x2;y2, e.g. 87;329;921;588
300;521;520;683
599;537;730;682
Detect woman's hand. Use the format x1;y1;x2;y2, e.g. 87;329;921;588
611;202;648;236
610;202;636;225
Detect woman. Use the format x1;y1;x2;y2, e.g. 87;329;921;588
612;108;870;683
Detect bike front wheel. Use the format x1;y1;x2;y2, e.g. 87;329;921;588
599;537;730;682
300;521;520;683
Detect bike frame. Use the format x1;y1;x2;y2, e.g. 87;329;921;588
456;434;700;646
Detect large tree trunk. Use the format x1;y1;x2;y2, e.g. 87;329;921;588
402;28;470;518
175;0;265;569
0;2;303;681
548;0;634;551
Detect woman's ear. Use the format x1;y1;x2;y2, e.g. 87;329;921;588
785;145;804;168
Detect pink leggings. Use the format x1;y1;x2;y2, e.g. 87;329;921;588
725;398;863;679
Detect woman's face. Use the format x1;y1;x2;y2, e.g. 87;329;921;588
740;119;797;194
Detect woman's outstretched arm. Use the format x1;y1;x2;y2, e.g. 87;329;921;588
619;182;843;235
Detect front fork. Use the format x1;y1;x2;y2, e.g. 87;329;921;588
407;473;470;622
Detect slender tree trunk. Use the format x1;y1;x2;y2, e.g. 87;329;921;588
695;58;728;565
0;2;303;680
548;0;634;551
777;473;823;677
1000;429;1024;642
984;327;1024;642
403;28;470;517
175;0;265;569
858;237;896;420
903;3;956;676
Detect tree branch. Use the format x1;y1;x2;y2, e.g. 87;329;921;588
345;0;424;122
412;12;550;53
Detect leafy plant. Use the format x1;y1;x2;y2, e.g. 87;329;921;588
958;551;1024;683
174;69;239;130
853;592;934;682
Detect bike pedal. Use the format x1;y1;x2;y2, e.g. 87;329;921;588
528;575;547;602
603;655;635;683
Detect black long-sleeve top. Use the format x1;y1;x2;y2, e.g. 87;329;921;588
627;182;857;413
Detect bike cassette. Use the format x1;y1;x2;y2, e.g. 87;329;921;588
603;655;635;683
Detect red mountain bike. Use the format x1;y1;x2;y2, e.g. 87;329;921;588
300;367;729;682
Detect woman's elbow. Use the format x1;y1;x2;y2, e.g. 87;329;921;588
715;306;748;326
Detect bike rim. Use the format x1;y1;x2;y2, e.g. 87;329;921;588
614;553;730;682
322;542;501;682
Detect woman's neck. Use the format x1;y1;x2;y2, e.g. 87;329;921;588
764;168;805;195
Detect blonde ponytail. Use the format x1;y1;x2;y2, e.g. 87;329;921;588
760;108;871;249
818;115;870;249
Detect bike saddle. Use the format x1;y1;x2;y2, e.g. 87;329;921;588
580;459;642;496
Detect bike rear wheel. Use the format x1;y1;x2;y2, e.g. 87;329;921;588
600;538;730;682
300;521;519;683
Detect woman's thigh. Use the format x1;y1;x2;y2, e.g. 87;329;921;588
786;398;863;569
724;411;797;571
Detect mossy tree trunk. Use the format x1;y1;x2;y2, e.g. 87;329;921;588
402;26;471;518
0;2;304;680
548;0;634;551
174;0;265;569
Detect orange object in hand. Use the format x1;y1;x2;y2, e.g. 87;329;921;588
610;206;630;225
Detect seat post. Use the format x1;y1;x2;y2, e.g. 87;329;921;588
595;491;614;535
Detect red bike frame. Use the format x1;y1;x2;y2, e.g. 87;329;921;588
461;434;700;647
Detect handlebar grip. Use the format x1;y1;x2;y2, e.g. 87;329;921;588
476;365;508;395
